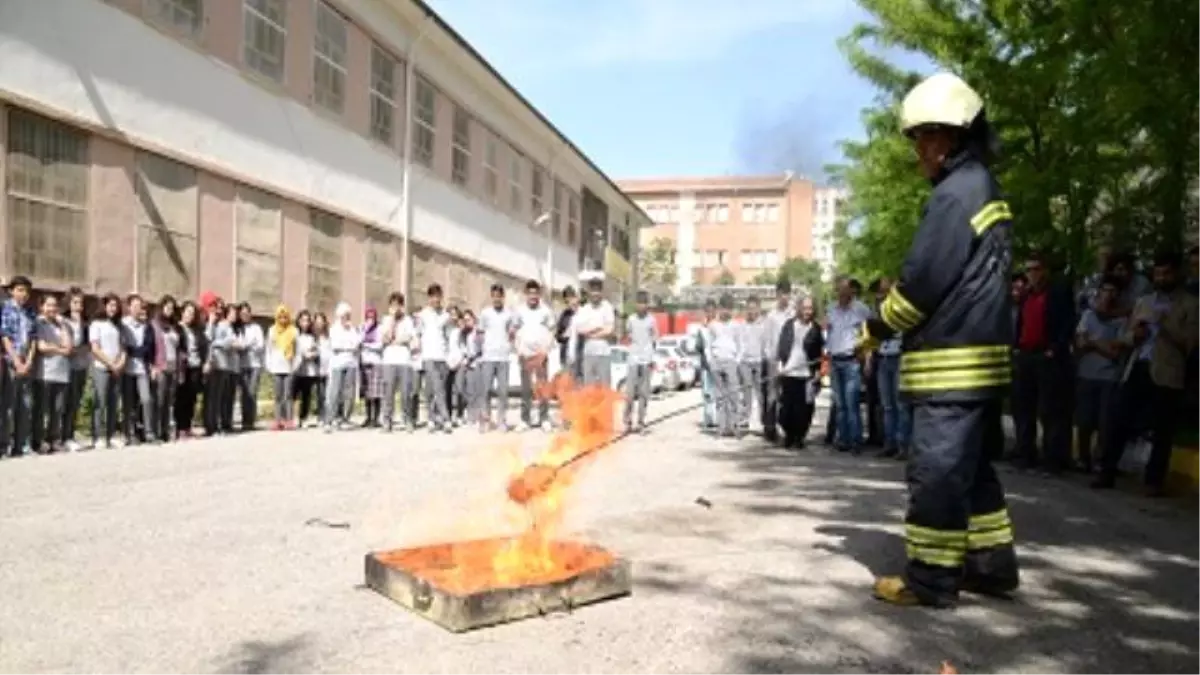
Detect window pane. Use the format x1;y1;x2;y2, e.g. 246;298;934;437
237;248;281;311
235;185;281;255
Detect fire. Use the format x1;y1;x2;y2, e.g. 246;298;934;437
400;375;624;594
939;661;958;674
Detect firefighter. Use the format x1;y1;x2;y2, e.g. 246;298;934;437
861;72;1020;607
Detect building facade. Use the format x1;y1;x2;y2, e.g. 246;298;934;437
620;175;815;291
812;185;847;282
0;0;642;313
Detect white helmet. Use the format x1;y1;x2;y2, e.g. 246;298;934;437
900;72;984;134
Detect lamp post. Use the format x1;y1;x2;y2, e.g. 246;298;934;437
532;211;552;292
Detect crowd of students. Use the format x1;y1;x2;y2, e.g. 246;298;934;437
0;274;627;458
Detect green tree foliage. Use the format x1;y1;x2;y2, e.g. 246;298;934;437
714;268;736;286
831;0;1199;281
640;237;678;291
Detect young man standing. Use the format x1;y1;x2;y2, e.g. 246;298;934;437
380;292;417;432
738;296;766;434
477;284;515;431
573;278;616;388
514;279;555;430
760;280;794;443
693;299;718;429
705;294;743;438
416;284;453;434
826;277;871;454
555;286;581;384
1073;276;1126;473
121;295;158;445
623;291;657;433
0;275;36;457
32;293;73;454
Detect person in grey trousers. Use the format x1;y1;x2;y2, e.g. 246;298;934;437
121;295;158;445
152;296;181;442
416;284;453;433
477;283;514;431
623;291;657;432
760;279;794;444
706;293;744;437
380;292;418;432
324;302;361;432
738;295;767;432
63;287;91;452
457;310;484;424
574;278;616;388
88;293;126;449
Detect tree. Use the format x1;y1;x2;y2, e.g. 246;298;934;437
640;237;677;291
830;0;1198;281
714;268;736;286
751;257;833;307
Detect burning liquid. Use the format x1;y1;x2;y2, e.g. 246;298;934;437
401;376;624;593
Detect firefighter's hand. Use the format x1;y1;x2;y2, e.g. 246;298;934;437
855;323;881;355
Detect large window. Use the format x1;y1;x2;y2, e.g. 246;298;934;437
508;148;523;215
313;1;347;114
369;44;397;145
551;179;563;239
483;136;499;203
567;191;580;246
530;165;545;218
413;77;436;168
5;109;89;284
451;106;471;187
135;152;198;298
146;0;203;36
307;209;342;311
243;0;286;83
235;185;282;310
364;230;394;310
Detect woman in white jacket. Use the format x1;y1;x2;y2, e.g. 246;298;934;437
324;302;361;433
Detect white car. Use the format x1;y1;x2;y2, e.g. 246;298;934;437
666;345;697;390
654;347;683;392
611;346;665;394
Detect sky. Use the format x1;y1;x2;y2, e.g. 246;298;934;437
424;0;891;182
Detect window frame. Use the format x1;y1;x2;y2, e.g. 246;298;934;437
242;0;287;83
369;43;398;145
312;0;348;114
306;208;343;311
482;135;500;203
134;151;200;298
451;106;471;187
234;184;283;310
413;76;437;168
507;147;523;215
363;230;395;310
145;0;204;37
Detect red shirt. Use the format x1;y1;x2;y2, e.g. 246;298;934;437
1018;288;1048;351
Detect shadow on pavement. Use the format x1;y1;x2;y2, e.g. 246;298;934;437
633;431;1199;673
217;634;314;674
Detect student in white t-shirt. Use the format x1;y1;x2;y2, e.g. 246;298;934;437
380;291;418;432
514;279;555;430
416;283;453;433
573;278;616;388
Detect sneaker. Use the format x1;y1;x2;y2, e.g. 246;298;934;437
443;425;453;435
64;440;82;453
112;439;127;449
323;424;333;434
430;424;442;434
540;420;554;433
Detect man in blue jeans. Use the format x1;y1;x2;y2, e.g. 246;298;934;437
826;277;871;454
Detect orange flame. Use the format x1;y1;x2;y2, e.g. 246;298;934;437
405;374;623;593
939;661;958;674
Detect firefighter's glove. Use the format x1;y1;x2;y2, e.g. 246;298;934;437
855;322;881;354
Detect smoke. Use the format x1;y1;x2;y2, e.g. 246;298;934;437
734;91;866;183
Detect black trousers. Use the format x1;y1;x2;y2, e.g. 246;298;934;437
1012;351;1072;470
779;376;815;445
204;370;236;434
1101;361;1182;488
175;366;203;434
904;399;1019;606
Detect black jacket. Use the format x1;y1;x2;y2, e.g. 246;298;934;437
776;319;825;376
867;148;1013;402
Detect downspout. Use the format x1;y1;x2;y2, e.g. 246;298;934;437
400;15;434;298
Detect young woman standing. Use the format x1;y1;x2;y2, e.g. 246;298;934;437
266;305;299;430
174;301;207;439
63;287;90;452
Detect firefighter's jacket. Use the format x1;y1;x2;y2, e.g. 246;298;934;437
866;149;1013;402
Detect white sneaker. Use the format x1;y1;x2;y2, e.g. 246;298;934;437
323;424;333;434
540;420;554;432
64;440;82;453
111;439;126;449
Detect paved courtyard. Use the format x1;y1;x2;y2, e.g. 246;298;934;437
1;391;1196;673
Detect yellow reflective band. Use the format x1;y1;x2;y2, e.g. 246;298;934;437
899;366;1012;392
968;509;1011;532
970;200;1012;235
901;345;1011;370
881;288;924;332
905;524;968;549
906;543;965;568
967;527;1014;550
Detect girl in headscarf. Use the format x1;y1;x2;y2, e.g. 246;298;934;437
266;305;299;430
359;306;384;428
324;302;361;432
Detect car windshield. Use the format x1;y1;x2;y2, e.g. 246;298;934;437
611;350;628;364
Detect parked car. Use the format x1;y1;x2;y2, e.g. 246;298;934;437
668;345;698;389
654;347;683;391
611;346;665;394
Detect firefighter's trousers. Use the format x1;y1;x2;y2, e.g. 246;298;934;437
904;398;1019;605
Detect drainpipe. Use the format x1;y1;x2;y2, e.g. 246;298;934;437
399;16;434;298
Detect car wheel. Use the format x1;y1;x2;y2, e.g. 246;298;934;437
616;378;625;392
